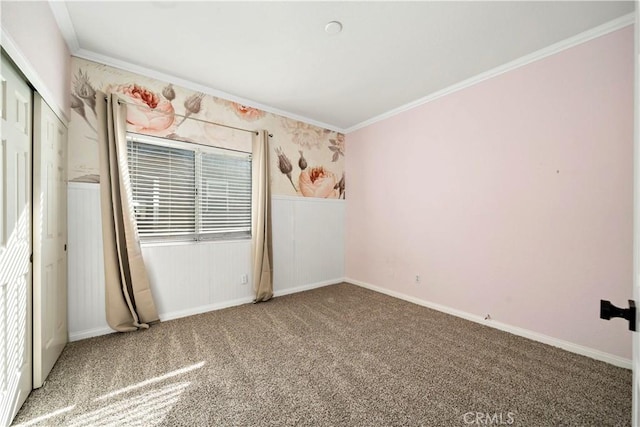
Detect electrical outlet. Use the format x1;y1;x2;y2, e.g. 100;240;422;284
415;275;420;284
241;274;248;285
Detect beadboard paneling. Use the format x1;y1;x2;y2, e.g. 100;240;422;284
273;196;345;295
142;240;254;320
67;183;109;340
67;185;345;340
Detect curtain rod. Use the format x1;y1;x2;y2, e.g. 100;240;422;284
115;98;259;135
126;132;252;155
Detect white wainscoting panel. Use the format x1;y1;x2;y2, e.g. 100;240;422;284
67;183;110;340
272;196;345;295
141;240;254;321
67;185;345;341
272;197;296;291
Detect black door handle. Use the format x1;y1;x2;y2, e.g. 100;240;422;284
600;299;636;331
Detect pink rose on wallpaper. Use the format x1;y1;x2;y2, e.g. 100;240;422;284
299;166;339;198
231;102;266;121
109;84;176;134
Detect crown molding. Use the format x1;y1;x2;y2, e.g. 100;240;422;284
1;29;70;124
48;3;634;135
48;0;344;133
48;0;80;53
72;48;345;134
344;12;636;134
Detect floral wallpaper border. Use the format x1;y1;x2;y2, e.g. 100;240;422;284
69;57;345;199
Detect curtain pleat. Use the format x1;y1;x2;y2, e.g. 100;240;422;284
251;130;273;302
97;92;159;331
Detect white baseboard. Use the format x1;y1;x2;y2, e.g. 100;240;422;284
68;298;257;341
160;279;342;321
69;326;113;342
68;280;340;342
273;278;342;298
68;278;631;370
345;277;631;370
159;296;255;322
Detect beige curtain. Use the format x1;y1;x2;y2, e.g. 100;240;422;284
97;92;159;331
252;130;273;302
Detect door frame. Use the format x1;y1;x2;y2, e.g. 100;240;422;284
633;5;639;426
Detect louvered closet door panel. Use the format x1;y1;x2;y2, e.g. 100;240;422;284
0;54;33;427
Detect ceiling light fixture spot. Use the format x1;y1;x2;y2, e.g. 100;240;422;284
325;21;343;35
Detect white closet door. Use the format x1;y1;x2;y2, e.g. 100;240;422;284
33;93;68;389
0;55;33;426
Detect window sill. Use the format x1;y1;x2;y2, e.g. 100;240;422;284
140;237;251;248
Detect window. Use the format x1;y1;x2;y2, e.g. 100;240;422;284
127;133;252;242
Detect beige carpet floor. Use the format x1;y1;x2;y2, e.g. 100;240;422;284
13;283;631;426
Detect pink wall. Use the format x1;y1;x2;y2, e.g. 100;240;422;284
346;27;634;360
2;1;71;118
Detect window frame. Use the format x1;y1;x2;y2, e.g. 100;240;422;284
126;132;252;244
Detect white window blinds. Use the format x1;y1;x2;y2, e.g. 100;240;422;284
199;152;252;238
126;133;251;242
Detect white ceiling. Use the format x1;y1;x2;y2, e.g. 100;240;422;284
52;1;635;132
